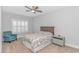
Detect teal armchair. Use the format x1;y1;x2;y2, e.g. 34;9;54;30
3;31;17;43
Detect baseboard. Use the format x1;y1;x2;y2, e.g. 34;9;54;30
66;43;79;49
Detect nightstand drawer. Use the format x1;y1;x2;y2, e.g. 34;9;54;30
52;36;65;47
53;38;65;46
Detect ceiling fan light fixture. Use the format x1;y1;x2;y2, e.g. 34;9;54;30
31;10;35;13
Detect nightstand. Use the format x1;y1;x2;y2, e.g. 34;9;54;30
52;35;65;47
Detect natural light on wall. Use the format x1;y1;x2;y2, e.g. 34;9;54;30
12;20;28;34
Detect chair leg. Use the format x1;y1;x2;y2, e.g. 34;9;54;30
9;41;11;43
16;38;17;40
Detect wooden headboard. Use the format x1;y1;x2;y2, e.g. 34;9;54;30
40;26;54;35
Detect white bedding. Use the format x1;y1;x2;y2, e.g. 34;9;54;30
23;31;53;52
24;31;52;43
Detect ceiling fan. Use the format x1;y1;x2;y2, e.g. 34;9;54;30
25;6;42;13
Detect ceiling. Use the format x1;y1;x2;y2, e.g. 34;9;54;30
2;6;64;17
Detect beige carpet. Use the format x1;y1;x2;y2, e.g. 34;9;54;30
2;39;79;53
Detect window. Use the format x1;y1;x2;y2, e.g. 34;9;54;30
12;20;28;34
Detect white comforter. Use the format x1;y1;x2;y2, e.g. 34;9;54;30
24;31;53;48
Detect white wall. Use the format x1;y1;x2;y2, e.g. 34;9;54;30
33;7;79;47
0;6;2;52
2;11;33;33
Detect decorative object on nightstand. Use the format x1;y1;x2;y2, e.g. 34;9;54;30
52;35;65;47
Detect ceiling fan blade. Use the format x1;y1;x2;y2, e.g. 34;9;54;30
36;10;42;13
26;10;31;12
35;6;38;9
32;6;38;10
25;6;32;10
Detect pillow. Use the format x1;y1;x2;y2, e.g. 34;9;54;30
38;31;53;35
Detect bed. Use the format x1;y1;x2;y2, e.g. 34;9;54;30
23;26;54;52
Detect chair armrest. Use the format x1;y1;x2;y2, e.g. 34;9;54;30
12;34;17;37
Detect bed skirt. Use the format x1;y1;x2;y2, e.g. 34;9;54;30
23;40;51;53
